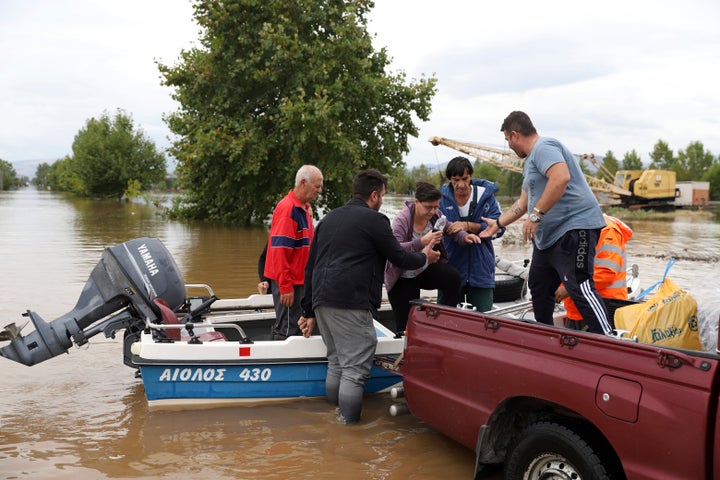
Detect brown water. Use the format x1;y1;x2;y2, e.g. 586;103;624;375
2;188;719;479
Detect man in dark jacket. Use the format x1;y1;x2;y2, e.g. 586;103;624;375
300;169;439;424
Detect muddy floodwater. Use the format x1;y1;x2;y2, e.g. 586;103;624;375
1;187;719;479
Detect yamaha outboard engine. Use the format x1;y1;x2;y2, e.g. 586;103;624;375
0;238;185;366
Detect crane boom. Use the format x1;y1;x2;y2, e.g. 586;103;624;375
428;136;631;196
429;136;524;173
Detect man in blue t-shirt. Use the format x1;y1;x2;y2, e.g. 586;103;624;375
481;111;611;335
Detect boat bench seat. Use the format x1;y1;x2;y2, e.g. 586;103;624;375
153;297;228;342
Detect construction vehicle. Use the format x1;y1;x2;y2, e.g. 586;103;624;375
429;136;677;209
613;169;677;209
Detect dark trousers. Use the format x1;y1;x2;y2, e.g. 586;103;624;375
529;228;612;334
270;281;304;339
388;262;461;332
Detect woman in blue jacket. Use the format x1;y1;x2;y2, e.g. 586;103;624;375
440;156;505;312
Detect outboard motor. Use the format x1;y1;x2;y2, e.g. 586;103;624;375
1;238;185;366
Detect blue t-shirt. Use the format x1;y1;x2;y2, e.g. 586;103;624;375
523;137;605;249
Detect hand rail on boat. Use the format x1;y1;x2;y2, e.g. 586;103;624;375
185;283;216;297
144;319;252;344
488;301;534;318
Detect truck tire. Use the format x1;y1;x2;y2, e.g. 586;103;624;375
504;421;610;480
493;273;525;302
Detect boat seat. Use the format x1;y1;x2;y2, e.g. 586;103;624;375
153;297;228;342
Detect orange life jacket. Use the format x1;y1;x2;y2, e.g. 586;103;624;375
564;215;633;321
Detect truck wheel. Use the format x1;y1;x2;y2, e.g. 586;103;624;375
505;421;610;480
493;273;525;302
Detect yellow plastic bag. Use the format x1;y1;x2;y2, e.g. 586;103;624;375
614;277;703;351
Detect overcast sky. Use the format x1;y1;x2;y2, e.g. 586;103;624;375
2;0;719;172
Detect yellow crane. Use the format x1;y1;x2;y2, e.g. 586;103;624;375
428;136;632;197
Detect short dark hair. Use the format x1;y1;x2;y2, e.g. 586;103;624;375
445;156;473;180
414;181;441;202
352;169;388;200
501;111;537;136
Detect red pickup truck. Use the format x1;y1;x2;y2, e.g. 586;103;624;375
392;301;720;479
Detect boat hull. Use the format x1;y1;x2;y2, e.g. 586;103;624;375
138;362;401;408
131;320;404;409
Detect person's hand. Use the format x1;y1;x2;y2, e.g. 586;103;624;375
422;243;441;263
479;217;499;239
257;281;269;295
463;233;481;244
298;316;315;338
445;221;466;235
421;229;443;246
522;219;540;243
555;286;569;303
280;291;294;307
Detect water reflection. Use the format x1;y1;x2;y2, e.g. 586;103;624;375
170;224;269;300
0;189;270;317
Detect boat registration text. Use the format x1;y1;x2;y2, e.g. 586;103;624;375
157;367;273;382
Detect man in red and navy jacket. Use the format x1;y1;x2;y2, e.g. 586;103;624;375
264;165;323;339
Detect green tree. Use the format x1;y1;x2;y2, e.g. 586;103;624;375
648;140;675;170
498;169;523;197
621;149;643;170
387;166;413;194
388;164;440;194
0;159;20;190
678;141;714;182
601;150;619;181
159;0;437;224
34;162;52;187
47;156;84;193
703;162;720;200
473;161;505;187
72;110;166;199
575;155;592;175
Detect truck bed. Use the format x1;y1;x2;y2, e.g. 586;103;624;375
401;302;720;479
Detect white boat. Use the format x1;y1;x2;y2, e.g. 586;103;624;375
2;237;632;410
0;238;406;410
120;284;403;409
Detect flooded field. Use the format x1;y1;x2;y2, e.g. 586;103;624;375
1;188;718;479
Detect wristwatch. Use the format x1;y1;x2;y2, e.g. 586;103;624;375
529;206;544;223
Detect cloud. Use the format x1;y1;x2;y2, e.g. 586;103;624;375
419;39;615;99
0;0;196;162
2;0;720;174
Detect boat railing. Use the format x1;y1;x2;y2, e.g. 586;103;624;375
144;319;252;344
489;300;534;319
185;283;216;297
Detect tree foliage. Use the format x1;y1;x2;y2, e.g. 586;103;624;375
34;162;52;187
678;141;714;182
387;164;444;194
703;163;720;200
159;0;437;224
600;150;619;182
71;110;166;199
46;156;84;193
0;159;20;190
648;140;674;170
621;149;643;170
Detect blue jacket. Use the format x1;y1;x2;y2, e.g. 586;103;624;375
440;179;503;289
